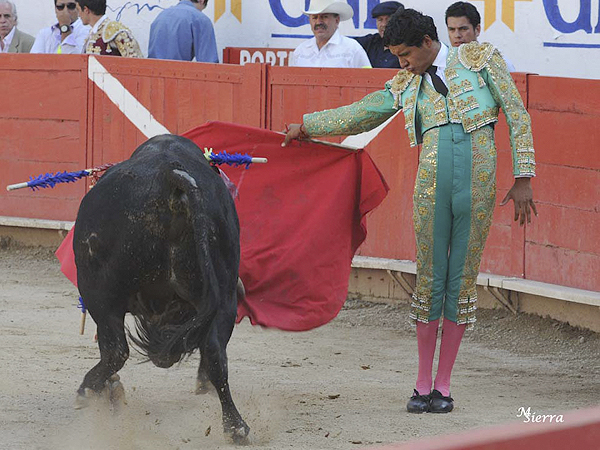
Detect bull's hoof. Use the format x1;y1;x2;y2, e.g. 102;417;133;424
108;375;127;412
74;375;126;412
195;378;214;395
74;387;110;410
225;423;250;445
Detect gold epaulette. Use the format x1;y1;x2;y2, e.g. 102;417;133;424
388;69;415;97
101;20;132;43
458;42;495;72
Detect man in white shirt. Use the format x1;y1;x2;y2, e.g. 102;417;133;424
31;0;90;54
290;0;371;68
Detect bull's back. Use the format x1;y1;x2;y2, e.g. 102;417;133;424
73;134;239;295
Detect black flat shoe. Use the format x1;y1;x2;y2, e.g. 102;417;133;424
407;389;430;413
430;389;454;413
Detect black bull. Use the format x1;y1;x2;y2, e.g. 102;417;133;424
73;135;249;442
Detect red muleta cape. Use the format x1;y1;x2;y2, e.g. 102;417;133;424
56;122;389;331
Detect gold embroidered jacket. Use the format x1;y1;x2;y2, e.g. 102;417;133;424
304;42;535;177
84;19;143;58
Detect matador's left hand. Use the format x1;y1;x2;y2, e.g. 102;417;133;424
500;177;538;226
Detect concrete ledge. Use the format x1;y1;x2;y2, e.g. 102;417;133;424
352;256;416;274
352;255;600;308
0;216;75;231
2;222;599;309
501;278;600;307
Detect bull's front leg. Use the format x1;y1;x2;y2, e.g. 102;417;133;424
75;311;129;411
196;354;213;395
202;319;249;444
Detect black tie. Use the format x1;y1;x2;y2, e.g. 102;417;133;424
426;65;448;97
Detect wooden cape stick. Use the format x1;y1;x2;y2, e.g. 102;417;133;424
80;310;86;335
274;131;361;152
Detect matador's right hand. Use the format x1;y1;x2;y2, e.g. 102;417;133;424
281;123;309;147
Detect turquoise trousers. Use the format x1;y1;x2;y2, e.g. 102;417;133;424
410;123;497;328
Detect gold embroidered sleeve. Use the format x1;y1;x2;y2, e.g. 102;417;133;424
113;31;144;58
303;89;397;137
483;51;535;177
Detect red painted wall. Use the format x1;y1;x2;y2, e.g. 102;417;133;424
523;76;600;291
0;55;89;221
0;55;597;292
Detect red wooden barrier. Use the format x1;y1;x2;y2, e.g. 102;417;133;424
0;54;89;221
1;55;598;292
524;75;600;291
87;56;265;167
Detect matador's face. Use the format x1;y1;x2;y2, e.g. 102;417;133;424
388;35;438;75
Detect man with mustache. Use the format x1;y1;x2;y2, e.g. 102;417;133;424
290;0;371;68
284;8;537;414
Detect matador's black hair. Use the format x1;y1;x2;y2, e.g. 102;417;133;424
383;8;439;47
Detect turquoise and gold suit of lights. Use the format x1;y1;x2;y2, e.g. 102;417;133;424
303;42;535;329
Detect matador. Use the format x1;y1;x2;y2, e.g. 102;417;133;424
283;8;537;414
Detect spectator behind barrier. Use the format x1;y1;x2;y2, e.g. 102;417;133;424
31;0;90;54
148;0;218;63
354;1;403;68
290;0;371;68
445;1;515;71
0;0;34;53
76;0;143;58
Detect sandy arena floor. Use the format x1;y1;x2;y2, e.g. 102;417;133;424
1;246;599;450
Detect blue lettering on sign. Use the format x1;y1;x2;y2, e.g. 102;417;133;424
269;0;377;30
348;0;359;28
107;2;165;21
363;0;380;29
542;0;597;33
269;0;310;27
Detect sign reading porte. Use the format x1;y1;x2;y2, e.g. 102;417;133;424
224;48;295;66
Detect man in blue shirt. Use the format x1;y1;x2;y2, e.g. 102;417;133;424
148;0;218;63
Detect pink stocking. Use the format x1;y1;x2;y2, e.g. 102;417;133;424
415;319;439;395
434;319;466;397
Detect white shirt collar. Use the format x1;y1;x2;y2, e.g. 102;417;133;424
1;26;16;50
432;42;448;69
310;28;343;52
326;28;343;47
422;42;449;87
91;15;108;34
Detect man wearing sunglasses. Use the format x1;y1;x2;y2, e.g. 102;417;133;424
0;0;34;53
31;0;90;54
